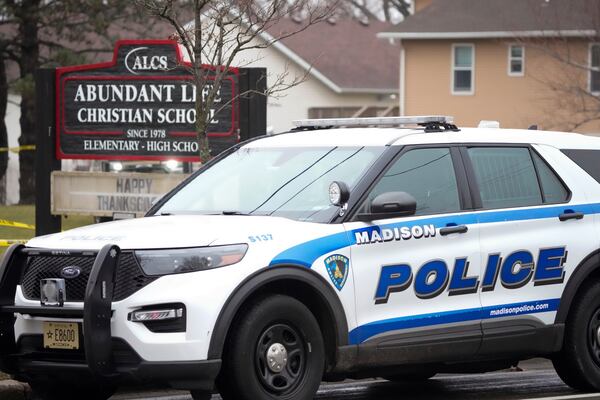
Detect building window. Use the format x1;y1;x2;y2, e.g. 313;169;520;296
452;44;474;95
590;44;600;94
508;45;525;76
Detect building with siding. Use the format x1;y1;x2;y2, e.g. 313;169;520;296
379;0;600;133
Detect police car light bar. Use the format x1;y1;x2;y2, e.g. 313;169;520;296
292;115;454;129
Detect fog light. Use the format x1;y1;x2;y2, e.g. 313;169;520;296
130;308;183;322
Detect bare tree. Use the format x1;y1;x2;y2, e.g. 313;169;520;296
508;1;600;131
134;0;337;161
0;50;9;204
518;35;600;132
325;0;411;23
0;0;157;204
347;0;411;21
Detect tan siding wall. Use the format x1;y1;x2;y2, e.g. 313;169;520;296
403;39;600;133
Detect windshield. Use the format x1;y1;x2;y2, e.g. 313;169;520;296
157;146;385;222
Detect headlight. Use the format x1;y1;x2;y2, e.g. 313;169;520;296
135;244;248;276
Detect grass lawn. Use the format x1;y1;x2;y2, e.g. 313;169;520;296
0;205;95;255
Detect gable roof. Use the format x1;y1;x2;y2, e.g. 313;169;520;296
265;19;399;94
379;0;599;40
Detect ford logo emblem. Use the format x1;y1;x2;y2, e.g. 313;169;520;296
61;266;81;279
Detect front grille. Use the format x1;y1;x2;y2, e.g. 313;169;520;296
20;252;157;302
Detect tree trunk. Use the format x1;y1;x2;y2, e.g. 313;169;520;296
195;103;210;161
382;0;391;21
193;0;211;162
17;0;40;204
0;54;9;204
0;55;9;176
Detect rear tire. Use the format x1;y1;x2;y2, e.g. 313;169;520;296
553;280;600;391
217;295;325;400
29;380;116;400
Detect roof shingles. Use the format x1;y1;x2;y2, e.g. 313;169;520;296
275;19;399;92
381;0;600;37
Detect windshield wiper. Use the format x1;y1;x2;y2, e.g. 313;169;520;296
221;211;250;216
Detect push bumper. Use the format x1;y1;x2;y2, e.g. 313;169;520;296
0;244;220;390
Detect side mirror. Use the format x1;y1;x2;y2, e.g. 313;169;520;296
357;191;416;221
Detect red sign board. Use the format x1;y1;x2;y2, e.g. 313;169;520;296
55;40;239;161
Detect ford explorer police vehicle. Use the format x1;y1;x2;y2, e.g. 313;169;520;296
3;116;600;400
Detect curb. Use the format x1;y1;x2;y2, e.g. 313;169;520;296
0;380;31;400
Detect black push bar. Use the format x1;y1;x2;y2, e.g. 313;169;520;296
0;244;26;373
84;244;120;378
0;243;120;378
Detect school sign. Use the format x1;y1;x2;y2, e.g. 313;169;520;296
35;40;266;234
55;40;240;161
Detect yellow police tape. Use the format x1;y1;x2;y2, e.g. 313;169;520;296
0;145;36;154
0;239;28;247
0;219;35;230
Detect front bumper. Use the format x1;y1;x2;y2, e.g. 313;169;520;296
0;244;220;390
13;334;220;390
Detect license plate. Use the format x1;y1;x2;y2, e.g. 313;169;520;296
43;321;79;350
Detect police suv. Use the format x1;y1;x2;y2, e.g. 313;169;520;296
2;116;600;400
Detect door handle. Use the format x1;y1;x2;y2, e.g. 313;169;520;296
559;211;584;221
440;225;468;236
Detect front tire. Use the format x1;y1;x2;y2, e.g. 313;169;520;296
218;295;325;400
553;280;600;391
190;390;213;400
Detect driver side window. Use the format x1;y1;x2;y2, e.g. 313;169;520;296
363;147;461;216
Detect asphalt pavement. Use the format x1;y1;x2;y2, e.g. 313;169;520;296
111;359;600;400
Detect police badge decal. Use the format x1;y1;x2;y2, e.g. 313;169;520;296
324;254;350;291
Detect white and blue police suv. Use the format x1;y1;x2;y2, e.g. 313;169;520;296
3;116;600;399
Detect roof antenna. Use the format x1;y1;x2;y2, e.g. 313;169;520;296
528;125;538;130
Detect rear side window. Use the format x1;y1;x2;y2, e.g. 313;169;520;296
562;149;600;184
531;151;569;203
468;147;542;208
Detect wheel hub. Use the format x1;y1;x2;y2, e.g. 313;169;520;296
266;343;288;373
588;308;600;368
255;323;306;395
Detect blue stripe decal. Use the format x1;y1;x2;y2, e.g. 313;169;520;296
476;203;600;224
270;202;600;268
348;298;560;344
269;232;352;268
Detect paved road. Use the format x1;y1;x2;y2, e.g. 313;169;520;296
112;359;600;400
